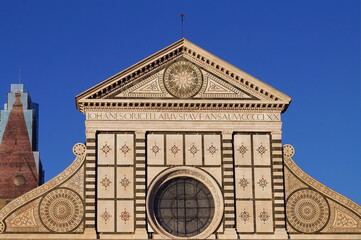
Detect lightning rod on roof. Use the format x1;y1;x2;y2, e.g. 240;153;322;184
180;13;186;38
18;65;21;84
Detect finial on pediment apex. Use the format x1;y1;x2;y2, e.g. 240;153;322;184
283;144;295;157
73;143;86;156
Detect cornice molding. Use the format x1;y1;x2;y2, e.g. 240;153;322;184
81;102;286;113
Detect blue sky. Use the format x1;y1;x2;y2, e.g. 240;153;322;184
0;0;360;204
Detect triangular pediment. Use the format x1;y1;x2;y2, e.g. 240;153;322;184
109;60;258;100
76;39;291;112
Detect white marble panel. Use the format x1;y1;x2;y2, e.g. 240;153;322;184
166;134;183;165
255;200;273;233
234;134;252;165
254;167;272;199
253;135;271;165
185;134;202;165
236;200;254;233
117;134;134;165
117;166;134;199
117;200;134;233
204;134;221;165
201;167;222;186
98;134;115;164
147;166;167;187
235;167;253;199
97;200;115;233
98;166;115;199
147;134;164;165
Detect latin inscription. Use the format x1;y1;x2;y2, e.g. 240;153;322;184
87;112;280;122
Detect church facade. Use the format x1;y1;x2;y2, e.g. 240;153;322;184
0;39;359;239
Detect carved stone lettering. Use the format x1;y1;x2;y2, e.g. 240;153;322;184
87;112;280;122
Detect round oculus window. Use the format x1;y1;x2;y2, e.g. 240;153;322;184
13;175;26;186
147;167;223;239
154;177;215;237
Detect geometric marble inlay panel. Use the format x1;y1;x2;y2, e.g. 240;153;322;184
166;134;183;165
117;166;134;199
117;134;134;165
234;134;252;165
97;132;135;234
147;134;164;165
255;200;273;233
236;200;254;233
10;208;37;228
117;200;134;233
97;200;115;233
98;134;115;165
98;166;115;198
185;134;202;165
204;134;221;165
235;167;253;199
253;135;271;166
234;132;274;234
254;167;272;199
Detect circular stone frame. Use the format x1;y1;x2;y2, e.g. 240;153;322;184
163;61;203;98
146;166;224;239
147;166;224;239
286;188;330;233
283;144;295;158
39;188;84;233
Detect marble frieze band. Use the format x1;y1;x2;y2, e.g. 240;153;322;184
87;112;281;122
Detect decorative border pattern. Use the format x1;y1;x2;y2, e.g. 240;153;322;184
81;101;286;113
39;188;84;233
286;188;330;233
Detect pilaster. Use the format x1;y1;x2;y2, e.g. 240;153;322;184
219;131;237;239
271;132;288;239
134;131;148;238
85;129;97;230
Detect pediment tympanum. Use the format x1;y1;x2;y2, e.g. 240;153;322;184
110;59;256;100
76;39;291;113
